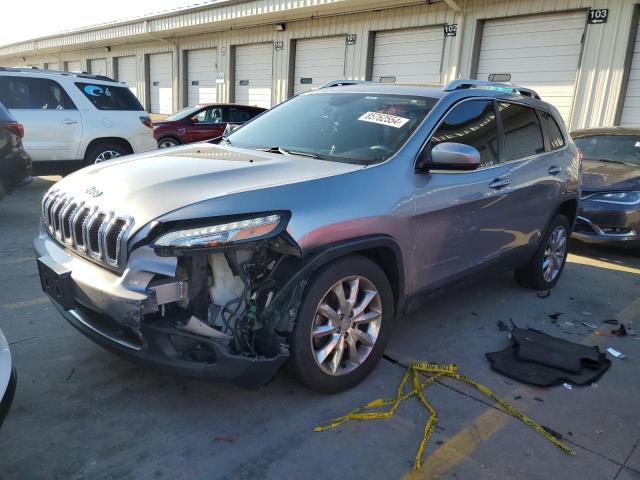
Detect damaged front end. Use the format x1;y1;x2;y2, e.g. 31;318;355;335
135;211;306;387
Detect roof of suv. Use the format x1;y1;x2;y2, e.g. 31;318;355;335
0;67;118;84
310;79;547;106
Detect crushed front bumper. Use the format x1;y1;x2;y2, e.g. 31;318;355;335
34;230;288;389
572;200;640;246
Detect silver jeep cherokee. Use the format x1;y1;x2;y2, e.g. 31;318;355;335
35;80;580;392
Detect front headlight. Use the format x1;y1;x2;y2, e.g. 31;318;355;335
152;213;283;249
589;191;640;205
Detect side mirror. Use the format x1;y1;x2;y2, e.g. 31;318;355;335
190;116;199;124
418;142;481;171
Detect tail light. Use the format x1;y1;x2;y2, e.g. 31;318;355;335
140;116;153;129
0;122;24;138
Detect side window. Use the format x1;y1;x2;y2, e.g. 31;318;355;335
193;109;208;123
538;110;565;151
431;99;499;167
499;102;544;161
206;107;223;124
226;107;252;123
0;77;76;110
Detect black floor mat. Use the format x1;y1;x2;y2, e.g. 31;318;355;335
486;328;611;387
512;329;604;374
487;346;611;387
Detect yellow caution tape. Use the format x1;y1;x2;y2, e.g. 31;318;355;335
314;359;574;470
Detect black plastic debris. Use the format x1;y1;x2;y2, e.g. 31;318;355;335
548;312;563;320
497;320;511;332
486;328;611;387
611;323;627;337
603;319;619;325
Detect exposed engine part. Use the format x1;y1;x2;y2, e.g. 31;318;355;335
148;279;188;306
180;315;232;340
142;235;304;361
208;253;246;329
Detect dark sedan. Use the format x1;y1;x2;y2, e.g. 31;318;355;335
0;102;31;201
571;128;640;247
153;103;265;148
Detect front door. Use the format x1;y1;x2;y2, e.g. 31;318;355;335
0;76;82;161
188;106;226;142
412;99;518;291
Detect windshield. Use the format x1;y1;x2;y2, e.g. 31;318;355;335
573;134;640;166
227;91;437;165
165;105;202;121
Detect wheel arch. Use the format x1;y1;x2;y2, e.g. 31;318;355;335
83;137;134;160
556;197;579;226
282;235;407;319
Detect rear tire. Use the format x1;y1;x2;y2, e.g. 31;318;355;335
287;255;394;393
85;142;129;166
515;214;570;290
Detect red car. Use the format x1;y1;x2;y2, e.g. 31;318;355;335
153;103;266;148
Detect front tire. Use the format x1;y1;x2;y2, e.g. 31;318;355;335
515;214;570;290
287;255;394;393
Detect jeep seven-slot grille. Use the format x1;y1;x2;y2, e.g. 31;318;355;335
42;190;133;269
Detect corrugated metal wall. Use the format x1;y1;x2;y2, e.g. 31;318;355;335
1;0;638;129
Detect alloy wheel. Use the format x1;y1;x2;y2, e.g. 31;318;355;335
542;225;567;282
94;150;122;164
159;140;178;149
310;276;382;376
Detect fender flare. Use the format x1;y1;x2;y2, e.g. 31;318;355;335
264;234;407;331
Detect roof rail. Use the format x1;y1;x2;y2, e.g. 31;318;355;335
318;80;373;89
0;67;116;82
443;79;540;99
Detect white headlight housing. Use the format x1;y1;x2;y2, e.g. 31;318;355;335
153;214;283;248
590;191;640;205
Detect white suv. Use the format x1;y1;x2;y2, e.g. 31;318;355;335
0;68;157;168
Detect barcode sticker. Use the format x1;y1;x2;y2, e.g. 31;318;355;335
358;111;410;128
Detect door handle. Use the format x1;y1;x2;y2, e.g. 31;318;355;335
489;178;510;189
548;166;561;175
61;119;78;125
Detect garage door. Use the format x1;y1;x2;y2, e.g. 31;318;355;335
117;56;138;100
372;27;443;84
477;11;586;124
293;37;346;95
89;58;107;76
620;18;640;126
45;62;59;71
65;60;82;73
149;53;173;114
234;43;272;108
187;48;217;106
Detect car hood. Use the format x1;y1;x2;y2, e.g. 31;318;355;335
52;144;362;233
582;159;640;192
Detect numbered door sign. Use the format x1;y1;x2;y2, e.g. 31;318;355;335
444;24;457;37
588;9;608;24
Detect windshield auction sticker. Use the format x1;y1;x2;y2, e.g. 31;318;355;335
358;111;410;128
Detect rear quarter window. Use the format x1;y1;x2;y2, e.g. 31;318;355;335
75;82;143;111
538;110;565;151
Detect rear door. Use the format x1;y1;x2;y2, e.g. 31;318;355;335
0;76;81;161
499;103;567;248
413;99;517;290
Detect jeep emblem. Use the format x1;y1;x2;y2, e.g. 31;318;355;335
85;187;103;198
